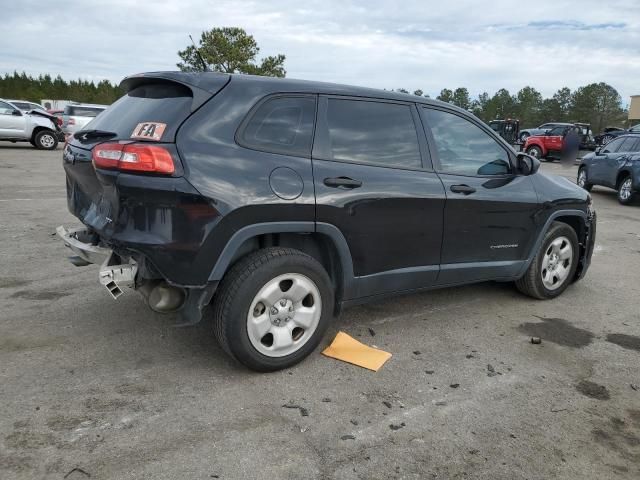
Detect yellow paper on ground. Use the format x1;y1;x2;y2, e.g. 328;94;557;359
322;331;392;371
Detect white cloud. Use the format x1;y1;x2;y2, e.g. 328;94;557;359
1;0;639;102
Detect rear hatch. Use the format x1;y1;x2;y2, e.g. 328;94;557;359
63;72;229;243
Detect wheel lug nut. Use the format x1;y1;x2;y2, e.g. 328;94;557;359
280;299;287;306
270;307;278;314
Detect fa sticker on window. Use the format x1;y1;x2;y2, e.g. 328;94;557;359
131;122;167;141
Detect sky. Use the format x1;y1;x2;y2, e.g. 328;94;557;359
2;0;639;103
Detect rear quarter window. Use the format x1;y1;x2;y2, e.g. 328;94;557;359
237;95;316;157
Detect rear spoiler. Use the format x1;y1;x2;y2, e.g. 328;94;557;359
120;71;231;112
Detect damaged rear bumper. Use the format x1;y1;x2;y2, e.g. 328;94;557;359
57;225;216;325
57;225;138;298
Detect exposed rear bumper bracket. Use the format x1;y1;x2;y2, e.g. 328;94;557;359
99;254;138;299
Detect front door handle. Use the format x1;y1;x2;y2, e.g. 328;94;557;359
323;176;362;189
450;184;476;195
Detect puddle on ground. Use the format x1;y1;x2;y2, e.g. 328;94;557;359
518;316;594;348
606;333;640;352
576;380;610;400
0;277;32;289
9;290;70;301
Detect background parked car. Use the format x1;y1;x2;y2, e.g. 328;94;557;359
594;124;640;146
6;99;46;112
488;119;520;144
61;103;107;135
578;134;640;204
47;109;64;127
518;122;572;143
0;99;64;149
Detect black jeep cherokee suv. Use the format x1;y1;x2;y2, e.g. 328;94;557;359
58;72;596;371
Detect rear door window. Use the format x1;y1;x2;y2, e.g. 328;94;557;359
237;95;316;157
80;82;193;142
321;98;421;169
423;107;511;176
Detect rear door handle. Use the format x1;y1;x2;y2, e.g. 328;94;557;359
450;184;476;195
323;176;362;189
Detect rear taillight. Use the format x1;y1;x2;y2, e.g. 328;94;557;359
92;143;175;174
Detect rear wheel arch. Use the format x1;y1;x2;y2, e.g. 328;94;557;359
616;170;632;189
211;223;354;309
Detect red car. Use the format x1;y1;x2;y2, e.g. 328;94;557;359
524;125;579;161
47;109;64;127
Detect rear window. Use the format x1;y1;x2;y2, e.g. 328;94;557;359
65;106;105;117
80;83;193;141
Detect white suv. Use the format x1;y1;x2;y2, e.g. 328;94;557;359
0;99;63;150
61;103;107;135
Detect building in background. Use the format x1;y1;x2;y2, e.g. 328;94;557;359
629;95;640;123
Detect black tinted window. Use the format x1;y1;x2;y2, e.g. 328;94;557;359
239;96;316;157
424;108;511;176
82;83;192;141
325;99;421;168
548;127;566;136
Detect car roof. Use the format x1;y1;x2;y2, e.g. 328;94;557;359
122;71;468;115
66;103;108;108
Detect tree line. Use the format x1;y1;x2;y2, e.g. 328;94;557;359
0;72;123;106
396;83;628;132
1;70;627;134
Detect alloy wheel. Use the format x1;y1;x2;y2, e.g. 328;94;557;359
541;236;573;290
40;134;55;148
619;178;632;201
246;273;322;357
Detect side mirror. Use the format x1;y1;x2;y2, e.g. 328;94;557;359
517;152;540;175
595;147;601;155
11;109;22;116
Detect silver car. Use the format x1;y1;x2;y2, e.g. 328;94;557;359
61;103;107;135
0;99;63;149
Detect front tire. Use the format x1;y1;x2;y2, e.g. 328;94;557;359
516;222;579;299
577;167;593;191
617;175;635;205
34;130;58;150
213;247;334;372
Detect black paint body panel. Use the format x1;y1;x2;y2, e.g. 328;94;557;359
62;71;594;303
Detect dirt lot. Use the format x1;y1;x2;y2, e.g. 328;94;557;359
1;144;639;480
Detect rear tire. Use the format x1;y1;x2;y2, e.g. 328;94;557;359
526;145;543;160
577;167;593;192
212;247;334;372
34;130;58;150
617;175;635;205
516;222;579;299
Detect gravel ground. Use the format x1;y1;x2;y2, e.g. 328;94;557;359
1;144;639;480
